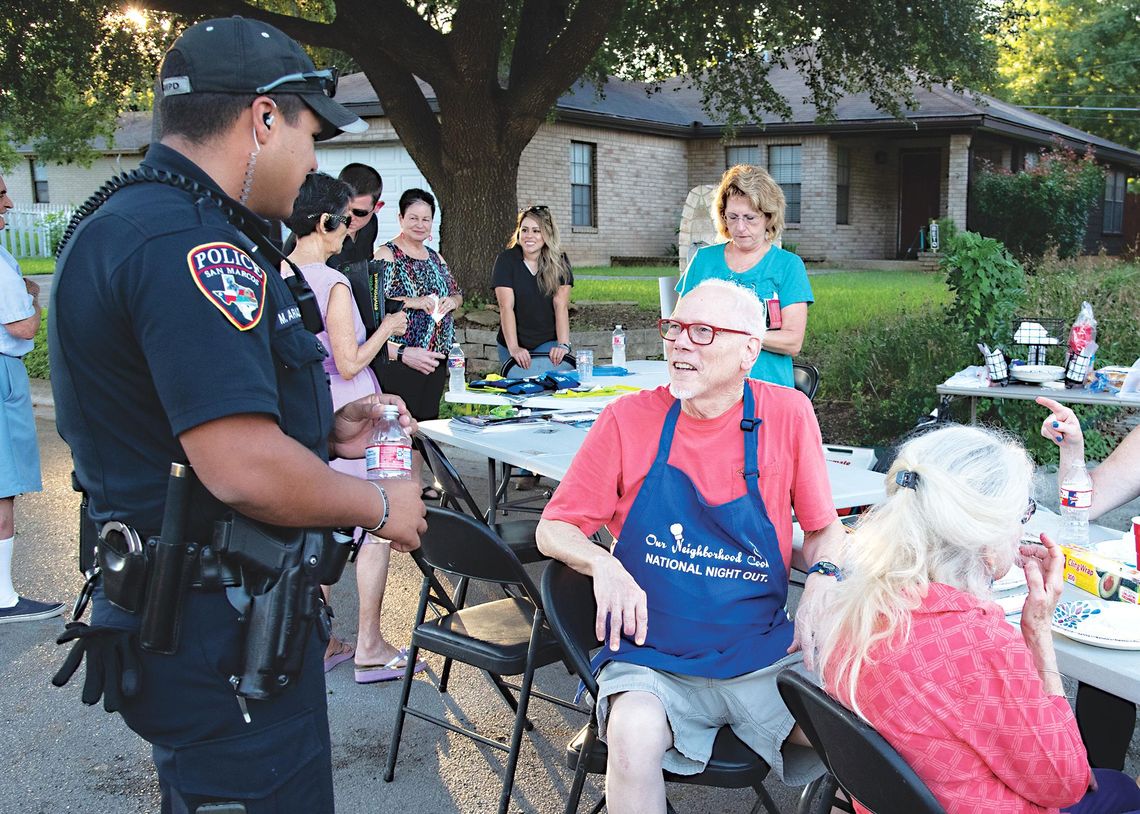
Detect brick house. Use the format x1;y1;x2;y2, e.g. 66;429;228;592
9;67;1139;264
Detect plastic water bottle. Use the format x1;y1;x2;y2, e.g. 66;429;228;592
612;324;626;367
1059;461;1092;546
448;342;466;393
365;405;412;480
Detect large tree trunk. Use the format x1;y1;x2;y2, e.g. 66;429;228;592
431;155;521;302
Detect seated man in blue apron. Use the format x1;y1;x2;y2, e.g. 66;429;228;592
537;279;847;813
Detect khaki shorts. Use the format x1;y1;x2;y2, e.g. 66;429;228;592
595;653;824;785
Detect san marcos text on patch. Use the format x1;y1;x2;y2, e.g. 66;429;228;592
187;242;267;330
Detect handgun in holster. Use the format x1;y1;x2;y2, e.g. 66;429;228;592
213;516;356;700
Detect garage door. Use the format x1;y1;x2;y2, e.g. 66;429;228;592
315;143;439;251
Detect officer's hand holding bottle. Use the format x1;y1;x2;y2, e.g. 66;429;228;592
331;394;427;552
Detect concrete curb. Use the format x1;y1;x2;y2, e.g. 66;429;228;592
30;377;54;422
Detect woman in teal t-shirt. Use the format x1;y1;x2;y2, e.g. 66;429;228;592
677;164;813;387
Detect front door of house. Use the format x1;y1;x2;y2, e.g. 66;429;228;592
897;150;941;258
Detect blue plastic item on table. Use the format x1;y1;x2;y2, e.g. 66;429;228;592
591;365;630;376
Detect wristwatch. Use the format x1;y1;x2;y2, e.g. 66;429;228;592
805;560;843;580
556;342;572;350
396;345;406;363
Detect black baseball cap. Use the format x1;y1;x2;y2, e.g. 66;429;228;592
160;16;367;140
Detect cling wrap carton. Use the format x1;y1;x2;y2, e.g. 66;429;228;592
1061;545;1139;605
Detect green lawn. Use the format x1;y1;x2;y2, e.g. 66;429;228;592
575;265;679;278
574;270;951;334
15;257;55;276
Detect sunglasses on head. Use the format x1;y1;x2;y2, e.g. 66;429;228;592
256;67;339;98
309;212;350;230
521;205;550;216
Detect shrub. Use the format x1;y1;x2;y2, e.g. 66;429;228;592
23;308;50;379
941;230;1025;347
973;142;1104;264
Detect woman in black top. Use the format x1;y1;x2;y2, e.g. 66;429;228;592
492;205;574;370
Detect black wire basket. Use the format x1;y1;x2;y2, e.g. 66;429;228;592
1013;317;1066;365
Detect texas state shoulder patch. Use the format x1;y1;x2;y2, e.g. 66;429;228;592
187;242;267;330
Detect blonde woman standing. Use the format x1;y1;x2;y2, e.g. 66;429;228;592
676;164;811;387
492;205;574;370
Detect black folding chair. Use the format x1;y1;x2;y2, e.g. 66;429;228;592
776;669;946;814
540;561;781;814
792;362;820;401
416;434;550;688
384;508;579;814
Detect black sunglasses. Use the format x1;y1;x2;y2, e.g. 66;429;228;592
350;208;372;218
1021;497;1037;525
521;205;550;216
256;67;339;98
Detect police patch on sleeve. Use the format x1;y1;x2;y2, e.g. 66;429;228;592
186;242;267;330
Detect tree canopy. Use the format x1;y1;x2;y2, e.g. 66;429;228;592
5;0;1009;292
993;0;1140;151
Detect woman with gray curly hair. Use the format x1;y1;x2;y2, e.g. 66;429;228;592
815;424;1140;814
676;164;812;387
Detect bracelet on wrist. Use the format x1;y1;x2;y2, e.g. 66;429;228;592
556;342;572;350
363;482;389;533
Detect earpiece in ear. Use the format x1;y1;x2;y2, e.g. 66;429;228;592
263;112;275;128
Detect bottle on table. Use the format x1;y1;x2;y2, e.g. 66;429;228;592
612;324;626;367
1059;460;1092;546
447;342;466;394
365;404;412;480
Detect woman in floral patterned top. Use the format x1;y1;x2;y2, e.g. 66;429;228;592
374;188;460;420
815;425;1140;814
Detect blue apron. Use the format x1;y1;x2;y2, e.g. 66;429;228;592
592;385;792;679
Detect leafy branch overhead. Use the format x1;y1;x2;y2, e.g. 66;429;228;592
4;0;1007;295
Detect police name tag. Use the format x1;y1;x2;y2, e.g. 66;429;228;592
187;242;267;330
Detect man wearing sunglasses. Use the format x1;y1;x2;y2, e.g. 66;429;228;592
537;279;847;813
331;163;384;267
49;17;426;813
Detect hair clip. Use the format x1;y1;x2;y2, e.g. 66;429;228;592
895;470;919;490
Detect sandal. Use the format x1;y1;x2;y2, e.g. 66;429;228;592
421;486;442;502
323;638;355;673
355;647;427;684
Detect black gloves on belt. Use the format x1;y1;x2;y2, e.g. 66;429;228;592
52;622;141;713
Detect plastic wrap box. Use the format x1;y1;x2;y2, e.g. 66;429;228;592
1062;545;1139;605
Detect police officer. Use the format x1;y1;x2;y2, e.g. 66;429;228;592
49;17;426;813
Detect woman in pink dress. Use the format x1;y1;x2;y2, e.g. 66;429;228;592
286;172;424;684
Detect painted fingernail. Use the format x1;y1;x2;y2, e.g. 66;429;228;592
1052;421;1059;428
1055;435;1063;442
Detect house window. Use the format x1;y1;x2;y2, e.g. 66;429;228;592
30;159;49;203
1103;170;1126;234
768;145;801;223
836;146;851;225
725;145;760;168
570;141;596;228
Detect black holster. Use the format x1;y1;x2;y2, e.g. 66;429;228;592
213;516;354;700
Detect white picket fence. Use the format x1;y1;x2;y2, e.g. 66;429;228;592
0;204;74;258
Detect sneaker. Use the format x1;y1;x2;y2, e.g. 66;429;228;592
0;596;66;624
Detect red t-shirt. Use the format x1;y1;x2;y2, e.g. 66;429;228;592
543;380;837;571
826;583;1090;814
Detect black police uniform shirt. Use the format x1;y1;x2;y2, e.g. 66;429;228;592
51;143;334;549
490;246;574;350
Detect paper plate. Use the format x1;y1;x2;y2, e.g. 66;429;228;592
1010;365;1065;384
1087;536;1138;569
992;567;1028;593
1052;599;1140;650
